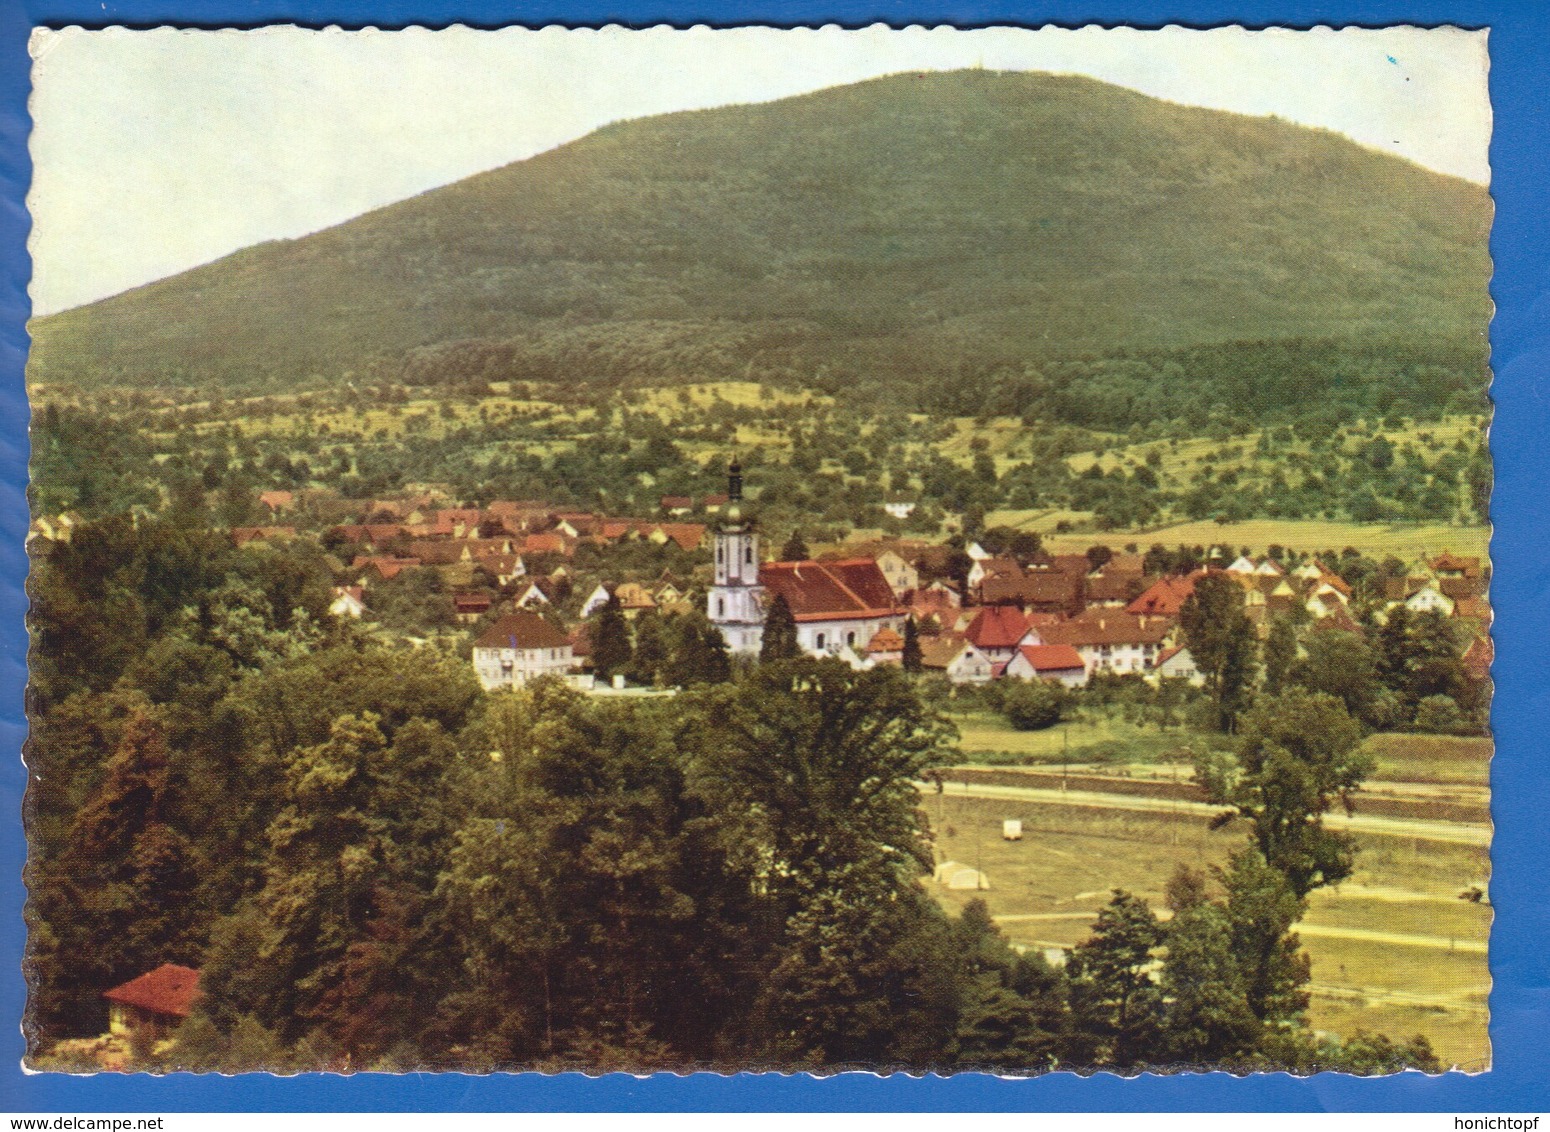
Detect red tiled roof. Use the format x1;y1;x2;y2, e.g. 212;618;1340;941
1014;644;1086;672
474;612;572;651
1127;574;1201;616
654;523;707;552
966;605;1031;650
103;964;201;1019
867;626;905;653
1038;612;1170;648
760;558;900;622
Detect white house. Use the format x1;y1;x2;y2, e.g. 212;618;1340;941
329;586;367;619
1024;612;1171;677
514;581;552;609
579;583;614;619
472;612;576;691
759;557;906;657
1002;644;1089;688
874;549;920;599
1405;584;1456;616
882;501;917;520
1151;645;1205;686
945;641;996;685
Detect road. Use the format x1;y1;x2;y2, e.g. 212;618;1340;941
919;779;1490;847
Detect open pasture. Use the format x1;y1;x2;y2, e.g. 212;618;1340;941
922;792;1490;1069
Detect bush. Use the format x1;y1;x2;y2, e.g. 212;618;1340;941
1001;680;1066;731
1413;693;1468;735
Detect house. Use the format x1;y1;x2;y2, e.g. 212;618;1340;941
650;523;707;553
1127;573;1203;617
980;568;1084;616
882;501;917;520
472;612;576;691
453;593;493;623
759;558;906;657
613;582;658;616
1027;612;1172;676
1151;645;1205;686
1463;635;1493;683
660;495;694;516
702;493;730;514
968;555;1020;592
1405;584;1456;616
865;625;906;665
946;641;996;684
257;490;294;514
230;526;296;547
964;605;1032;664
1002;644;1089;687
103;964;201;1041
579;583;614;618
514;580;553;608
329;586;366;619
873;550;920;599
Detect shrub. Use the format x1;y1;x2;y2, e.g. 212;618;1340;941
1001;680;1066;731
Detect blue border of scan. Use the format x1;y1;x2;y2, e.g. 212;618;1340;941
0;0;1543;1113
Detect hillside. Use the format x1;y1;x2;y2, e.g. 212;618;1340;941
29;70;1492;401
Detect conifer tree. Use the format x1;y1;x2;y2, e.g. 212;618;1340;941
759;594;800;662
591;592;632;680
902;616;923;674
780;531;810;561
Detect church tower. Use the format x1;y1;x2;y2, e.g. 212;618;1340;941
708;457;765;655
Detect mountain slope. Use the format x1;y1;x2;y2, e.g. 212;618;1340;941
29;70;1492;393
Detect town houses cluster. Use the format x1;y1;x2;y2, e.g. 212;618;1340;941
30;467;1488;697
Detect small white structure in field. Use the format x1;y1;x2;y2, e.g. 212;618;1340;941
934;860;990;891
1002;819;1023;841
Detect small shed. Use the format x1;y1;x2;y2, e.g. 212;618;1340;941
102;964;201;1040
1002;819;1023;841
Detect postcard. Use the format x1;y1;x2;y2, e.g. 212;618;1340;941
21;24;1492;1077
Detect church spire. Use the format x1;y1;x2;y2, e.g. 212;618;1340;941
727;456;743;503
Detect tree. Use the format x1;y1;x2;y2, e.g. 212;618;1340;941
759;594;801;662
1289;629;1380;723
1262;616;1297;697
901;616;923;674
626;612;672;686
1159;900;1262;1066
1179;574;1260;732
591;592;632;679
1223;689;1373;898
1000;680;1065;731
780;531;810;561
1065;890;1164;1069
1218;847;1310;1026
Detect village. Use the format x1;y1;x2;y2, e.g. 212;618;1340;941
43;457;1482;701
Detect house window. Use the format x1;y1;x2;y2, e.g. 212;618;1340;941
847;631;856;648
816;632;826;650
718;598;726;618
745;545;753;564
717;545;723;563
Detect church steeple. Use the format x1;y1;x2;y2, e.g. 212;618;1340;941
708;454;763;655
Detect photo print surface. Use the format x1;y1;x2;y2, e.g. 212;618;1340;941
22;24;1493;1075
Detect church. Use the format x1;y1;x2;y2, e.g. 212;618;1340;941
707;460;905;659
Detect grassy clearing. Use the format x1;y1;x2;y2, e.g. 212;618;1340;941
922;793;1489;1068
1364;733;1492;788
1035;518;1488;562
948;711;1205;767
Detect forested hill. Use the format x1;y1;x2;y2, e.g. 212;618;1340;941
29;69;1491;401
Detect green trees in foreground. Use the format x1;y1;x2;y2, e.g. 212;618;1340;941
33;651;1438;1075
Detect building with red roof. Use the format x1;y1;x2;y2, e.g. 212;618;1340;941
1002;644;1089;687
472;612;576;690
964;605;1032;662
103;964;200;1039
757;557;906;657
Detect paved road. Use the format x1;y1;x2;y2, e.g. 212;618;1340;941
919;779;1490;847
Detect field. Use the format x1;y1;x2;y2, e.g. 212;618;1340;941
923;792;1490;1069
924;723;1493;1070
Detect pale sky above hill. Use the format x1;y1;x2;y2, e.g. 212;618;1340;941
28;24;1490;316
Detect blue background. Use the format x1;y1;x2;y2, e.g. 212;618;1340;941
0;0;1543;1112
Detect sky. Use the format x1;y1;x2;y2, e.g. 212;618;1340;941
27;24;1491;317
